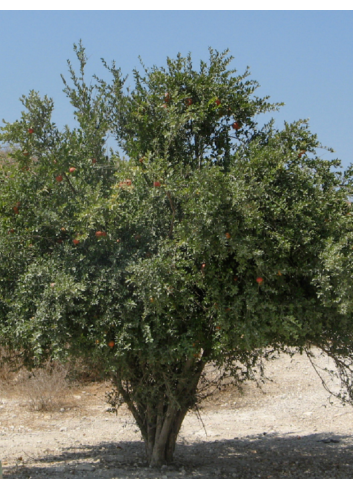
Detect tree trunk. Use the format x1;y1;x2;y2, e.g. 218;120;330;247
114;356;206;467
146;405;189;466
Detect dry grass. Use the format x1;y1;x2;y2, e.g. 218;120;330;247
0;345;108;411
0;346;70;410
0;346;23;384
14;360;70;411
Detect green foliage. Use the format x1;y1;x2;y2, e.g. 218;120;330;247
1;41;353;465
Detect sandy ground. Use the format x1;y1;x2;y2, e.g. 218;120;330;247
1;349;353;479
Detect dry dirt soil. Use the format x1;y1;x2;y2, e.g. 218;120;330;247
1;349;353;479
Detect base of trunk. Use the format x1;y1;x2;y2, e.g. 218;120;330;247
146;406;188;467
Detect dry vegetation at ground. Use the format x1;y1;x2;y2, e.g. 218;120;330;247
1;348;353;479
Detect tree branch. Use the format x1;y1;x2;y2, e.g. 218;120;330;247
115;379;146;438
63;172;77;194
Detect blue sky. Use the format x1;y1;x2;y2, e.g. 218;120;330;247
0;10;352;170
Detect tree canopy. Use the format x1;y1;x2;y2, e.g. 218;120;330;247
1;42;353;466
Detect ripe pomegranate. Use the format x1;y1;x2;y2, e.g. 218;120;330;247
28;128;34;134
73;239;80;245
232;122;241;130
153;181;161;187
119;180;132;187
56;175;63;182
69;167;76;173
256;277;264;284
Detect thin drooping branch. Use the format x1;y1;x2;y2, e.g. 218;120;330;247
305;347;353;405
305;348;337;399
318;344;353;372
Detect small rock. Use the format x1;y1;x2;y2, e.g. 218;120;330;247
73;395;81;400
318;438;340;444
60;408;65;412
78;464;95;471
104;454;125;462
60;427;67;432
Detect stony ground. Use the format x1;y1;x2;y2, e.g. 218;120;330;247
1;349;353;479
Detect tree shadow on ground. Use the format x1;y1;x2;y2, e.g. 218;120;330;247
4;432;353;478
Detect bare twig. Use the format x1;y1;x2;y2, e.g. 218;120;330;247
194;403;208;437
305;348;336;399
